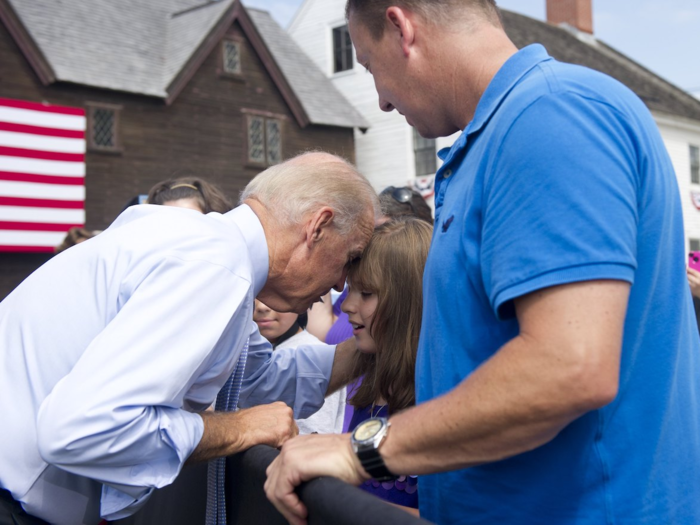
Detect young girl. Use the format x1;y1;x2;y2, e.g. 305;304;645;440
341;216;432;511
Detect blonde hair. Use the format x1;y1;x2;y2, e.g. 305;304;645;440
346;216;433;413
239;152;380;235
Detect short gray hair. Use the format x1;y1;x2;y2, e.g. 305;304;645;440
240;152;380;235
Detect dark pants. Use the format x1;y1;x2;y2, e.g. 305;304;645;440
112;462;208;525
0;489;49;525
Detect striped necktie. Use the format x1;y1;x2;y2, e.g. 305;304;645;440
204;338;249;525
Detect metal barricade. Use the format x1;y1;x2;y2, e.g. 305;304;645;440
227;445;433;525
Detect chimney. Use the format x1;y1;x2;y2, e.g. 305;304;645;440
546;0;593;34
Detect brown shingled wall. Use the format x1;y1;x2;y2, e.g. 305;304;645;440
0;20;355;299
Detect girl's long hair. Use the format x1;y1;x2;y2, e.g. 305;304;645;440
346;216;432;414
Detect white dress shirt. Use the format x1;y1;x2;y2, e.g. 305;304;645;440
0;204;335;524
275;330;346;435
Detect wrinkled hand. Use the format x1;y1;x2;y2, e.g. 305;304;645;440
688;267;700;299
235;401;298;450
264;433;369;525
190;402;298;463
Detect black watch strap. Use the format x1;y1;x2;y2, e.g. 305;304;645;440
357;448;396;482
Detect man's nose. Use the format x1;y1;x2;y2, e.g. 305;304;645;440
379;98;394;113
333;268;348;292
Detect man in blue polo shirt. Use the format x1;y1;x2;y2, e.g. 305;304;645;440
265;1;700;524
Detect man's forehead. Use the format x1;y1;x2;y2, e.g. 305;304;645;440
347;218;373;249
359;224;375;249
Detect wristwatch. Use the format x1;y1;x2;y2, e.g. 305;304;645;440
350;417;396;482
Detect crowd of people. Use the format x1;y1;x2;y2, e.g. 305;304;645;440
2;1;700;525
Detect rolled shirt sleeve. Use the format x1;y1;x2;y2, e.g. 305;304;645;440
35;255;252;517
238;322;336;419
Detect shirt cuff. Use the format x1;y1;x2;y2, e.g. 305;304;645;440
99;409;204;520
100;484;154;520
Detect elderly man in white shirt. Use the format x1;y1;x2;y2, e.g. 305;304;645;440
0;152;378;525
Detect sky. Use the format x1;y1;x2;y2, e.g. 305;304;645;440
242;0;700;97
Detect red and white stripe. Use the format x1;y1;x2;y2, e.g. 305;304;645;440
0;98;86;252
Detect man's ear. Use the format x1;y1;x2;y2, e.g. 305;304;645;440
305;206;335;248
385;6;415;57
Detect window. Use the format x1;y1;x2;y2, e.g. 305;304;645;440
222;40;241;75
88;103;120;152
332;25;353;73
413;128;437;176
691;144;700;184
247;115;282;166
690;239;700;252
265;119;282;165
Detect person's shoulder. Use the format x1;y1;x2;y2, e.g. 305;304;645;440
498;62;646;144
107;206;255;277
534;59;641;111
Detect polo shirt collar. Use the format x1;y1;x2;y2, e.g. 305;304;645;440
469;44;551;135
439;44;552;164
225;204;269;296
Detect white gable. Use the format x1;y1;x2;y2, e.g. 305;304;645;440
289;0;455;201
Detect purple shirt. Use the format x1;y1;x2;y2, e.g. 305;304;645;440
348;404;418;509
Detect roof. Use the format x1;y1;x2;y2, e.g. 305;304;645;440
0;0;367;129
246;8;368;129
3;0;228;98
501;9;700;122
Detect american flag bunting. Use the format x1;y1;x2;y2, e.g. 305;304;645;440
0;97;86;252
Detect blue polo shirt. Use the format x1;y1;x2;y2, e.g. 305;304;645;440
416;44;700;524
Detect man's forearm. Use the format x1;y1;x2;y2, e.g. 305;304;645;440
188;402;296;464
187;411;248;463
380;280;627;476
380;335;592;475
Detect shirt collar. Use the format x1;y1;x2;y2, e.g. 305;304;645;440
224;204;269;296
438;44;552;166
469;44;552;135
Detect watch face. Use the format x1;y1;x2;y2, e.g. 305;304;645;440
354;419;383;441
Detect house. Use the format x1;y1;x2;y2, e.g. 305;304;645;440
0;0;367;298
289;0;700;248
289;0;458;202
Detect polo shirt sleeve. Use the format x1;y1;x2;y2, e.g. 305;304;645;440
481;91;639;320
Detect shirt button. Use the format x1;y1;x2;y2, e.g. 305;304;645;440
443;169;452;178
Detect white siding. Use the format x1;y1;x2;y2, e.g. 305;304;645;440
654;113;700;249
288;0;346;76
289;0;458;194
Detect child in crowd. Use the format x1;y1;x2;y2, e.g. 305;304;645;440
54;227;101;253
341;216;432;512
253;299;346;435
147;177;233;214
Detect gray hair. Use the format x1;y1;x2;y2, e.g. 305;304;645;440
240;152;380;235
